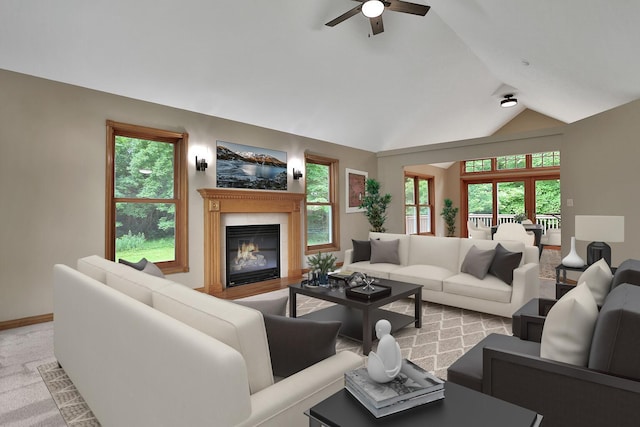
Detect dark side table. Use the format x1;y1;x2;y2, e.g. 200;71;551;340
556;263;617;299
306;383;542;427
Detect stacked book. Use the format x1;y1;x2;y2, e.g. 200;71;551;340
344;359;445;418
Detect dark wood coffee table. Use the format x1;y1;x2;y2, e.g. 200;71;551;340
306;383;542;427
289;278;421;354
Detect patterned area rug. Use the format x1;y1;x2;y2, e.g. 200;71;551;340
37;363;100;426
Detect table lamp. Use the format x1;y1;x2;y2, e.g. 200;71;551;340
575;215;624;266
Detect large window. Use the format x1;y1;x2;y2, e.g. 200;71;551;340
305;154;339;253
404;174;434;235
106;121;188;273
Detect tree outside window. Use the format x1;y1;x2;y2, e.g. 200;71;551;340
106;121;188;273
305;154;339;253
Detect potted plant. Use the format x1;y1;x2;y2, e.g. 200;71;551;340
360;178;392;232
307;251;337;285
440;198;459;237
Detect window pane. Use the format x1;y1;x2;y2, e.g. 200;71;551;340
497;155;526;170
467;183;493;227
115;136;174;199
532;151;560;168
497;181;525;223
306;163;329;203
405;177;415;204
465;159;492;173
306;205;332;245
115;202;175;263
418;179;429;204
405;206;417;234
419;206;431;233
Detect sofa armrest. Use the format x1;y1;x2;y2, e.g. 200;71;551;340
482;346;640;427
514;298;557;342
343;249;353;267
510;263;540;308
240;351;363;427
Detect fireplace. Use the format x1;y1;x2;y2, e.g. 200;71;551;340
226;224;281;287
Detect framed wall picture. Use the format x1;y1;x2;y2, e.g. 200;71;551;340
216;141;288;191
346;168;367;213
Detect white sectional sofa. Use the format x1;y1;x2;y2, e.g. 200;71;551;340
53;256;363;427
343;233;540;317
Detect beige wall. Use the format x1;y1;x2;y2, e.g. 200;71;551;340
0;69;377;322
493;109;566;136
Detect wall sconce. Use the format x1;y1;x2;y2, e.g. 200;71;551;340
293;169;303;180
196;156;208;172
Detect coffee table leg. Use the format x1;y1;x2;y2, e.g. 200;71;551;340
415;290;422;328
362;309;372;355
289;287;297;318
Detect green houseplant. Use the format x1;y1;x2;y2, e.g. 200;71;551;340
360;178;392;232
440;198;459;237
307;251;337;285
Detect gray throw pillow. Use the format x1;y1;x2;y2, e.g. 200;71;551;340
119;257;148;270
263;314;341;377
233;295;289;317
142;261;165;278
488;243;522;285
461;245;496;279
370;239;401;265
351;239;372;263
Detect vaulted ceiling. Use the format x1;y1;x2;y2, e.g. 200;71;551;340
1;1;639;152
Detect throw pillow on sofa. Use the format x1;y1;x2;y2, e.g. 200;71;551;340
540;283;599;366
578;258;613;306
263;314;341;378
233;295;289;316
370;238;400;264
488;243;522;285
461;245;496;279
119;257;147;270
351;239;372;263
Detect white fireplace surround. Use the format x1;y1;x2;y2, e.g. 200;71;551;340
221;214;289;287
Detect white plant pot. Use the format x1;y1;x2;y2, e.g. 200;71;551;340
562;236;585;267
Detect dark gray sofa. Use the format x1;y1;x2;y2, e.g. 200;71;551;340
448;283;640;427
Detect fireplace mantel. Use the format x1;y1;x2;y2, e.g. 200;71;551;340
198;188;305;294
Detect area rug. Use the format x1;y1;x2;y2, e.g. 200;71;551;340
37;362;100;426
38;293;512;426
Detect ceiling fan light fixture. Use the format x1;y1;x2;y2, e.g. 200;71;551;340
362;0;385;18
500;94;518;108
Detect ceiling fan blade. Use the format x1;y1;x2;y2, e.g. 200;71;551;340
387;0;430;16
370;16;384;35
326;5;363;27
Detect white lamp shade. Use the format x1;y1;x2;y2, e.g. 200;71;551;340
362;0;384;18
575;215;625;242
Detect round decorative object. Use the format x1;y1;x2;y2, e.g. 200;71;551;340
562;236;585;268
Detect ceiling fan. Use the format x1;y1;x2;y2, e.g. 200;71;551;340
326;0;430;35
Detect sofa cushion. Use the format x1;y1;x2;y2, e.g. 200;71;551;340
77;255;131;284
588;284;640;380
352;239;372;263
610;259;640;290
578;258;613;306
541;284;598;366
461;245;496;279
345;261;397;279
447;333;540;392
370;238;401;265
488;244;523;285
408;236;461;272
152;284;274;394
105;268;172;305
443;274;513;303
233;295;288;316
390;265;455;291
263;314;341;378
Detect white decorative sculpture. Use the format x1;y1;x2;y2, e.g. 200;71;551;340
367;319;402;383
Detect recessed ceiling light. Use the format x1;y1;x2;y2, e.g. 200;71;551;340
362;0;384;18
500;94;518;108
